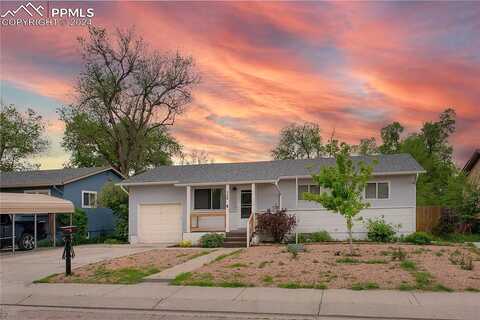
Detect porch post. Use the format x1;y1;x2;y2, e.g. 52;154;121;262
12;214;15;254
225;184;230;232
186;186;191;233
251;183;256;215
34;214;37;249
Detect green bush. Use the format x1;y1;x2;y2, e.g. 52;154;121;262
298;231;332;243
179;240;192;248
365;216;396;242
57;208;88;243
199;233;224;248
286;243;304;259
99;182;129;241
404;232;434;245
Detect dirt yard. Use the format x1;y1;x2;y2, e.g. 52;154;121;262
175;244;480;291
38;248;208;284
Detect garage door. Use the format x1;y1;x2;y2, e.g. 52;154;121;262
138;204;182;243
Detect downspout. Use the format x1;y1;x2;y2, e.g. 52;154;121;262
120;185;129;195
273;179;282;209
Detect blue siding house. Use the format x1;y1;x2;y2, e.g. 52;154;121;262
0;167;124;237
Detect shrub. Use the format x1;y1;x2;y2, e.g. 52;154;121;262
99;182;129;241
179;240;192;248
365;216;397;242
286;243;304;259
256;208;297;243
404;232;433;245
400;260;417;271
199;233;224;248
298;230;332;243
57;208;88;243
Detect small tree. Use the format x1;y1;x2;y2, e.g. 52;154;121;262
303;147;375;255
99;182;129;240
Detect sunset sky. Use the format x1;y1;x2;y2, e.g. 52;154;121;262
1;1;479;169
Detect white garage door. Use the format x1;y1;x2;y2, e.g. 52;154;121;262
138;203;182;243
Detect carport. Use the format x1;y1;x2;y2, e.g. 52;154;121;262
0;193;74;253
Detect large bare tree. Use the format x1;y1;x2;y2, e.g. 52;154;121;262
60;27;199;175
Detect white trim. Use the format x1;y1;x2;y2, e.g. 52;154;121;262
24;189;51;196
225;184;230;232
186;186;191;233
364;181;391;200
252;183;256;215
81;190;98;208
118;181;179;187
175;179;276;187
279;171;424;180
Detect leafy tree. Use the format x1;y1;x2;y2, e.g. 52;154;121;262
271;123;323;160
60;26;198;175
420;108;455;161
356;137;378;156
0;103;48;171
179;150;213;165
303;146;375;255
399;109;457;206
99;182;129;240
440;174;480;233
379;122;404;154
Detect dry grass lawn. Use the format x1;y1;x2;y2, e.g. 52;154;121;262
37;248;209;284
173;244;480;291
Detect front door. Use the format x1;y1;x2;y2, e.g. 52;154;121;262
239;189;252;228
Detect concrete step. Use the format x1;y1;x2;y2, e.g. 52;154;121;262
223;242;246;248
225;236;247;241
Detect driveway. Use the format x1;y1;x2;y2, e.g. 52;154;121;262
0;244;160;291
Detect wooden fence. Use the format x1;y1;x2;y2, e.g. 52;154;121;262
416;206;443;232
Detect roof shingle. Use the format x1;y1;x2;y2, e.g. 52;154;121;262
122;153;424;185
0;167;122;188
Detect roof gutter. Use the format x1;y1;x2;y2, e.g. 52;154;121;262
116;181;180;187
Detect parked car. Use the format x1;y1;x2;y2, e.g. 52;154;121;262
0;214;48;250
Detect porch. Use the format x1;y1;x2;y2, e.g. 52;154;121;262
184;182;282;246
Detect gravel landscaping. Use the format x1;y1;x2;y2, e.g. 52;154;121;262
37;248;209;284
173;244;480;291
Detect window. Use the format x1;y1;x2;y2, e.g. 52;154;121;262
240;190;252;219
298;184;321;200
194;188;225;210
365;182;389;200
82;191;97;208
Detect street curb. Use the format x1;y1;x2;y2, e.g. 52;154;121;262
0;303;466;320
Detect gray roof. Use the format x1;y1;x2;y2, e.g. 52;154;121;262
0;167;123;188
122;154;424;185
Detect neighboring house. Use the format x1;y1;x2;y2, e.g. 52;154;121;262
119;154;424;245
0;167;124;238
463;149;480;185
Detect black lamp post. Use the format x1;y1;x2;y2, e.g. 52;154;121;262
60;226;77;276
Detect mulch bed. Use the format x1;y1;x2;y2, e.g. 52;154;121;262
182;243;480;291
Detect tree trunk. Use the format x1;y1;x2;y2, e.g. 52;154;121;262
347;218;354;256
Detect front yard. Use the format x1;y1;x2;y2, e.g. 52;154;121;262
172;244;480;291
36;248;210;284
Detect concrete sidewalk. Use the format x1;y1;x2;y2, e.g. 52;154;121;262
144;248;238;282
2;283;480;320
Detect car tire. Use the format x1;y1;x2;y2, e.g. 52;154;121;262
19;233;35;250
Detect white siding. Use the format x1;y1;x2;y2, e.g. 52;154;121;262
293;207;415;240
